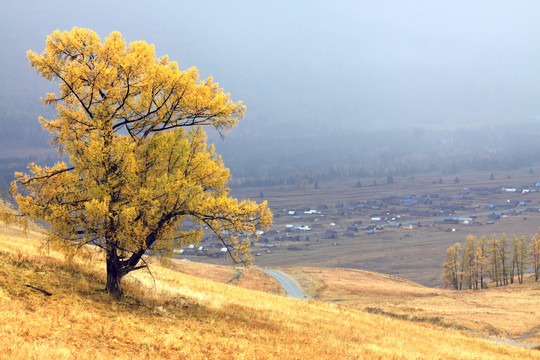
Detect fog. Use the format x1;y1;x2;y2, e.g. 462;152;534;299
1;1;540;185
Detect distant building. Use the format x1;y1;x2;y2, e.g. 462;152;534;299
322;230;338;239
487;213;500;221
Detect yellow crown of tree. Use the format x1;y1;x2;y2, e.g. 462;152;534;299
11;27;272;298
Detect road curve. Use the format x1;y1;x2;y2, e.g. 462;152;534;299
263;269;307;300
489;338;538;348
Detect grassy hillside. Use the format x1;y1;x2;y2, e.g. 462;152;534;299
158;258;285;296
281;267;540;344
1;223;539;359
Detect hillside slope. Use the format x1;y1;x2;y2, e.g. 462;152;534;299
0;223;539;359
281;267;540;344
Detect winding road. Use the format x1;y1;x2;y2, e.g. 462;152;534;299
262;269;307;300
489;338;537;347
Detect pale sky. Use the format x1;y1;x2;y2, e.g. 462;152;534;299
1;1;540;138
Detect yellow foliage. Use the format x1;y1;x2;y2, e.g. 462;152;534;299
10;27;271;297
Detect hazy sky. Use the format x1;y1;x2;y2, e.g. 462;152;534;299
2;1;540;137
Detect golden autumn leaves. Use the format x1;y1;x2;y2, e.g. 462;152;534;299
27;28;245;145
443;232;540;290
12;27;272;297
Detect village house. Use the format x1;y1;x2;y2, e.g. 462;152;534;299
322;230;338;239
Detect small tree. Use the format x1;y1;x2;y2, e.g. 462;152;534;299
499;233;509;285
510;235;519;284
476;236;488;289
461;235;478;290
531;228;540;282
516;235;528;284
442;243;462;290
10;28;272;298
488;234;502;287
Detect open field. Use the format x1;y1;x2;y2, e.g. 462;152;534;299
178;166;540;287
1;222;539;359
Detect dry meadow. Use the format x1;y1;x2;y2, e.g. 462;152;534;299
281;267;540;344
1;222;539;359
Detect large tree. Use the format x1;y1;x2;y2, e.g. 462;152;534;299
10;28;272;298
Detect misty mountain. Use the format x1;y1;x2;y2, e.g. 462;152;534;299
211;122;540;186
3;2;540;193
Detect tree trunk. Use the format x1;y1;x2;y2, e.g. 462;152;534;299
480;273;484;289
106;251;124;299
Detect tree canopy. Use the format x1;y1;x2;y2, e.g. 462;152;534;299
10;28;272;298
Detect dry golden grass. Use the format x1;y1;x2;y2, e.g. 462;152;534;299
281;267;436;301
282;267;540;344
1;223;539;359
157;258;285;295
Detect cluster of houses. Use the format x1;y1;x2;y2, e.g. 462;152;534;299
174;181;540;259
173;243;229;258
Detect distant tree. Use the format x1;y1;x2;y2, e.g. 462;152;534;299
529;168;534;174
530;228;540;282
355;180;362;188
509;235;528;284
442;243;462;290
476;235;488;289
488;234;502;287
443;233;535;289
510;235;519;284
294;172;304;189
499;234;510;285
9;28;272;298
489;173;495;180
461;235;478;289
314;181;319;189
454;177;460;184
515;235;528;284
386;175;394;185
438;177;443;184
